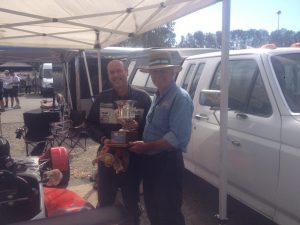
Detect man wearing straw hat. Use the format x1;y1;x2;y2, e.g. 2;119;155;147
130;50;194;225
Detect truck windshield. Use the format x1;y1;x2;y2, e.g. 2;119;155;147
271;53;300;113
43;69;53;78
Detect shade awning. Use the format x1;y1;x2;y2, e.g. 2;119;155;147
0;0;220;49
0;61;32;67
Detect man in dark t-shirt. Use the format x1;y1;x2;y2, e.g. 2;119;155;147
86;60;151;225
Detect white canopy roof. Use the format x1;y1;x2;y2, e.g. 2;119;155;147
0;0;220;49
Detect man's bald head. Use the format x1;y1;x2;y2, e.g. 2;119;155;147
107;59;128;96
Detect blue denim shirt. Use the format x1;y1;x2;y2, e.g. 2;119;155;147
143;81;194;153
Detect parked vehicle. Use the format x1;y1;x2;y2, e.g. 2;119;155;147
39;63;54;97
127;48;218;97
175;46;300;225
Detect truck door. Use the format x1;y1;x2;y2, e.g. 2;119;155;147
176;62;197;168
207;56;280;218
184;58;223;185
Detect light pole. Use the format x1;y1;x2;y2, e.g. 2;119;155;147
276;10;281;32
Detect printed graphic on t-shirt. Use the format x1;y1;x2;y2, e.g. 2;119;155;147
99;103;118;124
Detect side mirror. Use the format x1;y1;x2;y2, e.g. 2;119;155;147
199;90;220;109
199;90;221;126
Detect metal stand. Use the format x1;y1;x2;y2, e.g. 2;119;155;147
215;214;229;225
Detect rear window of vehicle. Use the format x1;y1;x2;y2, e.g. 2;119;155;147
131;69;155;89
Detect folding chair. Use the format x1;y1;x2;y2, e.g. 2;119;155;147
51;110;87;153
19;110;60;156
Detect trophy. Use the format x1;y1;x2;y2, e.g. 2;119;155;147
110;100;138;146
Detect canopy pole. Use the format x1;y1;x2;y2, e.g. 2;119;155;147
97;49;102;94
94;30;102;94
63;62;73;111
75;54;81;111
82;50;94;102
217;0;230;224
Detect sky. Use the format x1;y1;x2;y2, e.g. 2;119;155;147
174;0;300;42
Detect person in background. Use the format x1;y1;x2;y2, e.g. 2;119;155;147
10;71;21;109
25;74;32;94
86;59;151;225
2;70;13;108
129;50;194;225
32;71;39;95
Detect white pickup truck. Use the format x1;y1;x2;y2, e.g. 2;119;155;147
176;46;300;225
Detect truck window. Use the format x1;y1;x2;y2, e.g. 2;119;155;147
132;69;149;87
182;64;196;90
210;59;272;117
43;69;52;78
131;69;156;89
127;60;136;79
271;53;300;113
146;75;155;88
247;72;272;116
189;63;205;99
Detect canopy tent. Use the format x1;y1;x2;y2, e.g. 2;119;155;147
0;62;32;67
0;46;143;63
0;0;231;222
0;61;32;72
0;0;220;49
0;46;77;63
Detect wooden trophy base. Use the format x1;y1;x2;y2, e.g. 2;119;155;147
110;130;138;148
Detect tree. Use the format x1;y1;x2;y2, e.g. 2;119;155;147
177;35;188;47
194;31;205;47
119;22;176;48
231;29;246;49
270;29;296;47
177;32;209;48
216;31;222;49
204;33;217;48
295;31;300;43
244;29;269;48
186;33;196;47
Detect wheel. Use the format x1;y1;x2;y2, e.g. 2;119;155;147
39;147;70;187
49;147;70;186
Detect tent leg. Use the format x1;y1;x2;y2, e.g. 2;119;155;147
218;0;231;222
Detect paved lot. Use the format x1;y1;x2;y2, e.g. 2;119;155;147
1;95;278;225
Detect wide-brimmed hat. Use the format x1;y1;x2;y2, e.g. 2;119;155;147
140;50;181;73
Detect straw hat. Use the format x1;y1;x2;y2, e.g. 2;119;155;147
140;50;181;73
